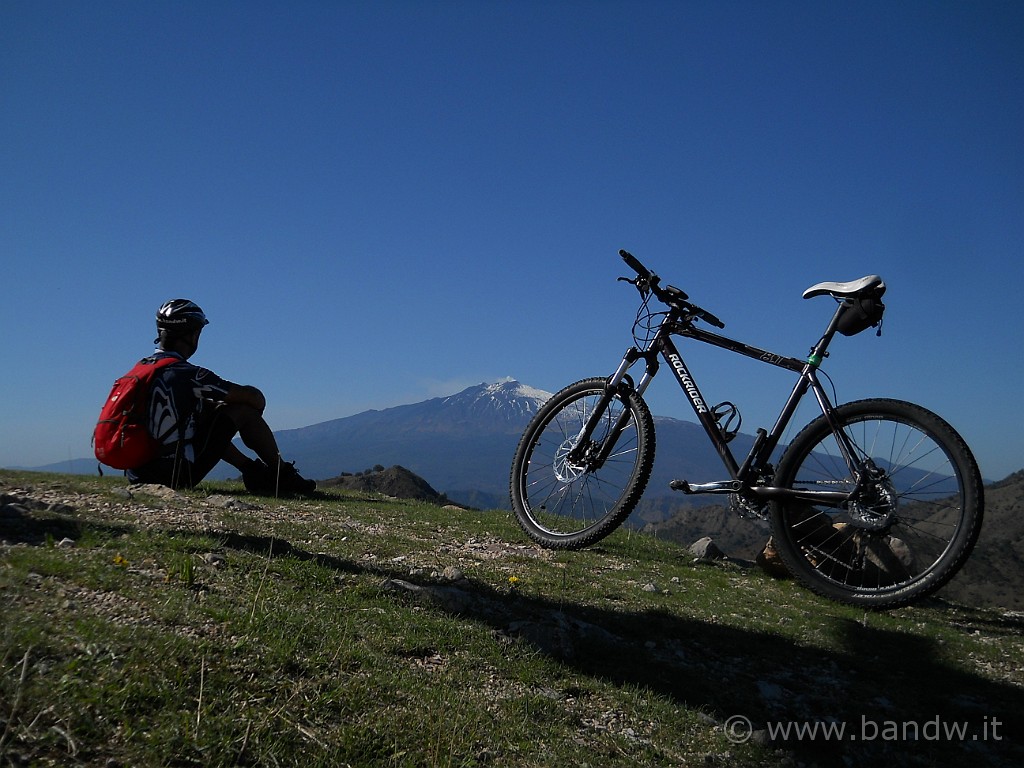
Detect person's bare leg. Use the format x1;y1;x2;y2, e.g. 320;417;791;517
221;403;282;468
220;442;254;472
219;402;315;494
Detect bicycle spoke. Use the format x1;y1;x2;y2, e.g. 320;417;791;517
511;379;655;549
771;399;982;608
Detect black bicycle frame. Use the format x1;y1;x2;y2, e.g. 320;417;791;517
579;302;864;506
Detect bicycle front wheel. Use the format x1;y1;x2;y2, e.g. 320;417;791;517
509;378;655;549
770;399;983;608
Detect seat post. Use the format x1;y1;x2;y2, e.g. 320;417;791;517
806;303;846;368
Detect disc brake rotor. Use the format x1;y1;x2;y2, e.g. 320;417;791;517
847;476;899;530
553;438;588;482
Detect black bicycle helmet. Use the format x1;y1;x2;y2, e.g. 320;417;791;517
155;299;209;334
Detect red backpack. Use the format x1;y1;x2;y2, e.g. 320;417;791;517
93;356;179;470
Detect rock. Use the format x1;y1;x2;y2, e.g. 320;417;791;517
130;484;184;500
756;537;792;579
381;578;474;613
758;526;918;587
205;495;259;510
863;533;915;574
441;566;466;583
689;536;725;561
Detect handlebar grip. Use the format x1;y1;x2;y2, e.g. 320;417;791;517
619;249;651;279
702;310;726;329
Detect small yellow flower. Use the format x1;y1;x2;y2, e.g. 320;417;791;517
112;554;129;569
508;575;520;586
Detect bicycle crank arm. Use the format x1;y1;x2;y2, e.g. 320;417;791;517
669;480;741;494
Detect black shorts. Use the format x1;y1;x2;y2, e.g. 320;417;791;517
127;403;238;489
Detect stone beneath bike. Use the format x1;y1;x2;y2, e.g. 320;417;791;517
689;536;726;561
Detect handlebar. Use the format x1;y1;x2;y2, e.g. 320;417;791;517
618;249;726;329
619;249;653;282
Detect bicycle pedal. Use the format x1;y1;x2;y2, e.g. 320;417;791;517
670;479;691;493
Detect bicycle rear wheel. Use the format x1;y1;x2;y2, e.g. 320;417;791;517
509;378;655;549
770;399;983;608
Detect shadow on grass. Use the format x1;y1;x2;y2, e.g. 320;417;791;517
183;525;1022;767
410;577;1023;767
0;501;134;545
191;528;367;576
5;503;1021;767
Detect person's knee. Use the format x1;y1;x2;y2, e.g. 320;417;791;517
231;385;267;413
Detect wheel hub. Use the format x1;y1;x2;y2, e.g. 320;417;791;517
847;476;898;531
553;438;588;482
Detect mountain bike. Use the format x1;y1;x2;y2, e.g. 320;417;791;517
509;250;983;608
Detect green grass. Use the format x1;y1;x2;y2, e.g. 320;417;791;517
1;469;1022;767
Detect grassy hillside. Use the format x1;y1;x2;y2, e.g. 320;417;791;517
2;469;1022;767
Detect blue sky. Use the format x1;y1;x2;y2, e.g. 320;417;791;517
2;0;1022;480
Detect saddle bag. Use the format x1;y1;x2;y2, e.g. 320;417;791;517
836;295;885;336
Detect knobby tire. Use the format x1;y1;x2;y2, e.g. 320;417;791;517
509;378;655;549
770;398;983;608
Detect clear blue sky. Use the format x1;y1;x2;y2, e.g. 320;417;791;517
2;1;1022;480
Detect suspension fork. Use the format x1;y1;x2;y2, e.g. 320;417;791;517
566;346;658;468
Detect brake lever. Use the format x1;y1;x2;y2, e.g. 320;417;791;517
618;275;652;296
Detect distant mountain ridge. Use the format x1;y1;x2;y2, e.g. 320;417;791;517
943;470;1024;609
266;379;768;513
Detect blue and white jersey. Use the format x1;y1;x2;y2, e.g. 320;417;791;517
145;351;235;461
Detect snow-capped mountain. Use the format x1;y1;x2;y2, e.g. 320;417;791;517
439;379;553;423
269;379;754;512
269;380;555;505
